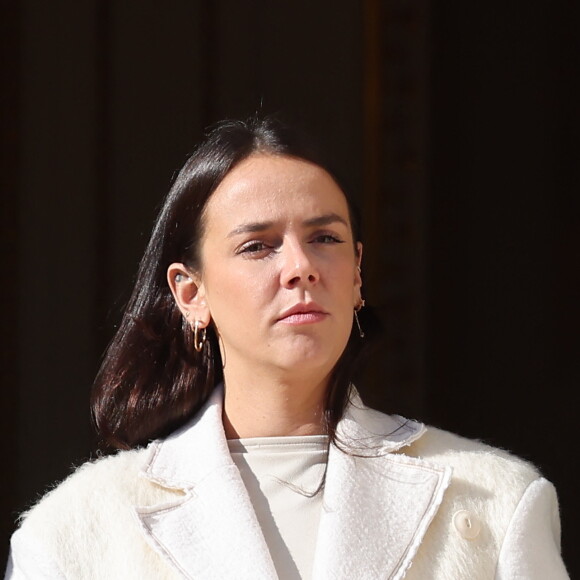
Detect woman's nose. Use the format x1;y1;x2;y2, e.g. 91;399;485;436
280;241;320;288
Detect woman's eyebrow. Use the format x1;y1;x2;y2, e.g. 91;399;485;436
227;213;347;238
303;213;348;228
227;221;274;237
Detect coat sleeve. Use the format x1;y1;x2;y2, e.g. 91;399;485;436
4;527;66;580
495;477;569;579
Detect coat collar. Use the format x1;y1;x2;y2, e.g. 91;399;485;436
136;386;451;580
337;386;427;454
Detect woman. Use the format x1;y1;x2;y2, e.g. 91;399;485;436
6;118;569;579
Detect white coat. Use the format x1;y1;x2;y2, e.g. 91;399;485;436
5;387;569;579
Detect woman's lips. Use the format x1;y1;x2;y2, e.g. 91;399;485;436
277;303;328;325
278;311;328;325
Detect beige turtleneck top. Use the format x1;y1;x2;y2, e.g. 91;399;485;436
227;435;329;580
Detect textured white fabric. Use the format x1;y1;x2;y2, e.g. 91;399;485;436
7;449;179;580
5;387;569;579
393;427;569;580
228;435;328;580
495;478;568;579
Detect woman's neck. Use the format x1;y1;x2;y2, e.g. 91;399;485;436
222;373;329;439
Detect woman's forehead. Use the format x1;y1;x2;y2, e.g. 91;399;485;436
202;154;351;228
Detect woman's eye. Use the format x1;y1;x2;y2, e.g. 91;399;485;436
238;241;270;254
312;234;344;244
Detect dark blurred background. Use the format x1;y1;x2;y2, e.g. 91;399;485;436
2;0;578;575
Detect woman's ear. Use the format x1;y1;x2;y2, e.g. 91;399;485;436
167;263;211;327
355;242;363;287
354;242;364;307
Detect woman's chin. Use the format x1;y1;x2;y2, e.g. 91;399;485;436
268;340;343;377
223;332;348;380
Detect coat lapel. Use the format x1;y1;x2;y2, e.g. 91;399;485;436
312;395;452;580
135;387;451;580
135;387;278;579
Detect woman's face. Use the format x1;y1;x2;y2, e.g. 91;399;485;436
175;154;362;383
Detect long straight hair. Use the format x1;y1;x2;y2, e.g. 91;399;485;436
91;116;379;450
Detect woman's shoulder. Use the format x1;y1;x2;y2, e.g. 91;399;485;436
406;422;541;486
17;446;159;530
349;394;541;485
400;421;552;539
390;420;566;579
9;446;184;578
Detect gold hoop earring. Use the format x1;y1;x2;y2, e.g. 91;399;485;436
194;320;207;352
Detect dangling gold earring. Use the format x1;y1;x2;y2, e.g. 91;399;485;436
193;320;207;352
354;299;366;338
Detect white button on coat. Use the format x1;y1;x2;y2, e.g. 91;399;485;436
453;510;482;540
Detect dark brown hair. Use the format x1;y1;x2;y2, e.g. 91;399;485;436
91;116;379;450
